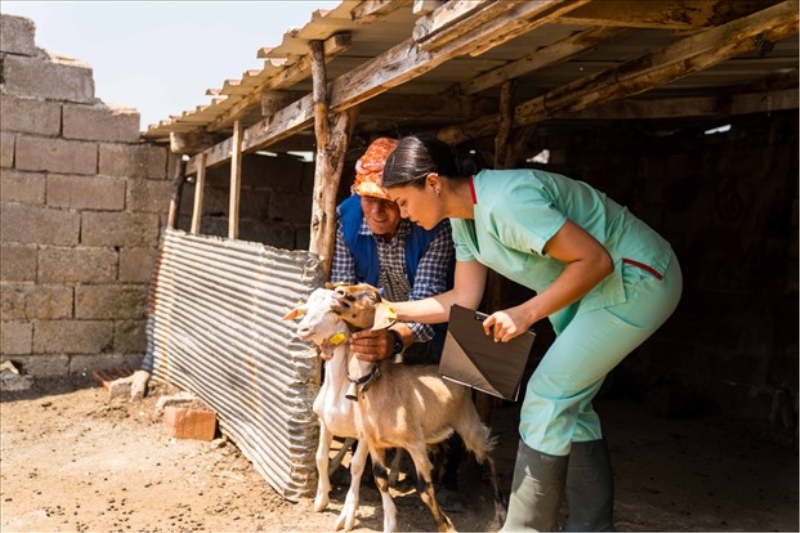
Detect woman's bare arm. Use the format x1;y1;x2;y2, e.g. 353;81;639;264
392;259;488;323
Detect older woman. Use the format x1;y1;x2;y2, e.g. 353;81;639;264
381;135;683;532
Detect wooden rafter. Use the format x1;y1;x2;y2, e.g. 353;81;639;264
458;25;632;96
438;0;799;144
556;0;785;29
205;32;351;133
185;0;590;174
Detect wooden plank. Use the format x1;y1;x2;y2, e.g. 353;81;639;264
190;153;207;235
170;130;219;155
261;89;306;117
185;0;594;173
413;0;510;50
352;0;411;24
438;0;800;144
557;0;784;29
560;88;798;120
413;0;445;16
206;32;351;133
458;26;632;96
228;120;243;240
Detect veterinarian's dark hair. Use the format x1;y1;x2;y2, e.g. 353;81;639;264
383;135;483;189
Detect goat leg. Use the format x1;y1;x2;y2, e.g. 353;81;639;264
314;425;334;512
336;440;368;531
406;443;456;533
370;448;399;533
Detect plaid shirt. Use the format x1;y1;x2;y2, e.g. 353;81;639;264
330;216;454;343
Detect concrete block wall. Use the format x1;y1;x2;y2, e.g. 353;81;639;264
0;14;172;378
176;152;318;250
554;111;799;420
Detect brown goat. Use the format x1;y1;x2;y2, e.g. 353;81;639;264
328;283;507;533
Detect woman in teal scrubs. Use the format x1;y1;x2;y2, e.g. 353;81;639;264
376;136;683;531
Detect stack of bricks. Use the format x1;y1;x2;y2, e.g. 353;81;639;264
0;14;177;378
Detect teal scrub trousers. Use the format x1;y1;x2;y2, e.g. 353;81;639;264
519;254;683;456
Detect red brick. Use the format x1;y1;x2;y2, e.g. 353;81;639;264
163;406;217;441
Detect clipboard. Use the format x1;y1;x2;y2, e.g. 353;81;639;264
438;304;536;402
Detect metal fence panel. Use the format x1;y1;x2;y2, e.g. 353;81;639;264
145;229;323;501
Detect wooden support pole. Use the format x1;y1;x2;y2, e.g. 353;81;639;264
190;153;207;235
228;120;243;240
494;80;515;170
308;39;358;279
166;157;186;230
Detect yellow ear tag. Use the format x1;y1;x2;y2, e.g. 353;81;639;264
329;332;347;346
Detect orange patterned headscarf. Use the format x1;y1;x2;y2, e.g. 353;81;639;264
352;137;398;200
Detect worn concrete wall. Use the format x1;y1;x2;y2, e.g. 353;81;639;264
175;153;317;249
521;111;798;422
0;14;174;377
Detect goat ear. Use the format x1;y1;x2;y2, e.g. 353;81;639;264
282;304;307;321
371;302;397;330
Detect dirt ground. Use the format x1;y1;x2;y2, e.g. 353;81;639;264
1;374;797;533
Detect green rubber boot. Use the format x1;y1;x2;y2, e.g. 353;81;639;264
563;439;615;532
500;440;568;532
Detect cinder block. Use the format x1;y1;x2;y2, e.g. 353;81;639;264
0;320;32;355
33;320;113;354
63;103;140;143
2;54;94;103
163;405;217;441
113;319;147;354
15;135;97;175
38;246;117;284
70;353;143;376
0;244;37;282
0;203;80;246
98;143;168;179
0;283;72;320
8;354;69;377
0;132;14;168
0;95;61;136
0;169;46;205
119;247;157;283
47;174;125;210
75;285;148;320
81;212;160;248
127;179;173;213
0;15;36;56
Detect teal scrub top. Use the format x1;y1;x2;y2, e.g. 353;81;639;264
450;169;673;333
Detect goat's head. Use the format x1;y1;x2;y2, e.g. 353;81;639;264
328;283;396;331
282;288;350;359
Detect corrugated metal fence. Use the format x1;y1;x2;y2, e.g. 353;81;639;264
145;229;323;501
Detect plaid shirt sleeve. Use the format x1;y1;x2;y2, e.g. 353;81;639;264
406;220;455;343
329;218;357;285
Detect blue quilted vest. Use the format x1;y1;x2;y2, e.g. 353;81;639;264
338;195;452;358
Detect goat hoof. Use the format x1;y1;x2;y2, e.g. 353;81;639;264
313;495;329;512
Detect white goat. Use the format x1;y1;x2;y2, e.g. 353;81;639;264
291;283;506;533
283;288;404;531
283;288;368;531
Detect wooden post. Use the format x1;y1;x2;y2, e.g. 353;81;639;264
190;153;207;234
308;39;358;279
166;157;186;230
228;120;243;240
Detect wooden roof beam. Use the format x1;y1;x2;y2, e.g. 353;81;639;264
437;0;799;144
561;87;798;120
185;0;593;173
457;25;632;96
205;32;352;134
351;0;411;23
556;0;785;30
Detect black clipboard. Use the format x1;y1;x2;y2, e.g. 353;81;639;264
438;304;536;402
